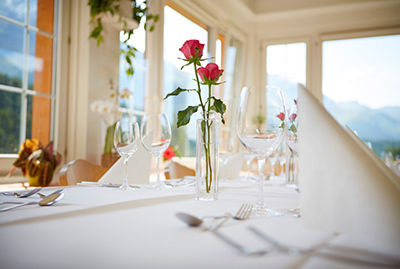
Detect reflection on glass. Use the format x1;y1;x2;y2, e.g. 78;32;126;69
26;95;51;145
28;31;53;93
0;20;25;87
163;6;208;157
0;91;21;154
0;0;27;23
322;35;400;156
266;42;306;106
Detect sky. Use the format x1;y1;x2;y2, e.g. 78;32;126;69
322;35;400;109
266;35;400;110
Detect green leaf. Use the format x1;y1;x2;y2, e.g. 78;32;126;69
290;124;297;133
177;105;199;128
210;97;227;124
164;87;195;100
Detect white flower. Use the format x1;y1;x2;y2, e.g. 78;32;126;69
90;100;104;113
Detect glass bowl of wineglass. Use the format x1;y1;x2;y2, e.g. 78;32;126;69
113;119;140;191
141;113;172;190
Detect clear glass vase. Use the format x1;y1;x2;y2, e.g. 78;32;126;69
196;112;219;201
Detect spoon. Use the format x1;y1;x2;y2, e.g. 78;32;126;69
37;189;64;198
3;187;42;198
0;193;64;212
175;212;229;227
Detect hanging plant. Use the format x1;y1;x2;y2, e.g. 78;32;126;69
88;0;158;76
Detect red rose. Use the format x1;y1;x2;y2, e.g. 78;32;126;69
289;113;297;121
197;63;224;83
179;40;205;59
163;147;176;161
276;112;285;121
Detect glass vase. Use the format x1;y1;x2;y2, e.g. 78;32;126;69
196;112;219;201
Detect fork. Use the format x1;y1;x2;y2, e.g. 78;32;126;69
37;189;63;198
2;188;42;198
233;203;253;220
205;204;253;231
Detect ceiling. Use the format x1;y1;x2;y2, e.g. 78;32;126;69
239;0;381;15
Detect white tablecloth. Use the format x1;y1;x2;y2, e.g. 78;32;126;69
0;181;398;269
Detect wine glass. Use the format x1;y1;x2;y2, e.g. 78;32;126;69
237;86;286;217
113;119;140;191
141;113;172;190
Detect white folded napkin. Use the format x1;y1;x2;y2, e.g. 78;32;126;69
298;84;400;252
98;143;152;185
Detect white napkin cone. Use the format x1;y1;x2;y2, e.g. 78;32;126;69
298;84;400;252
98;143;152;185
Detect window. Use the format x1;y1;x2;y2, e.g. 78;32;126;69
322;34;400;157
119;19;146;112
220;36;243;152
163;5;208;156
266;42;307;107
0;0;58;155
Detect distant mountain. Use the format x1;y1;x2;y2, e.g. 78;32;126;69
268;74;400;148
323;97;400;141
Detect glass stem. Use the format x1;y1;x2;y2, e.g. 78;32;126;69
257;157;266;206
155;155;160;187
123;156;129;187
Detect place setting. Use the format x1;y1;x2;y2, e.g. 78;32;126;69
0;187;65;212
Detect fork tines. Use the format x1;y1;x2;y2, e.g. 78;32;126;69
234;203;253;220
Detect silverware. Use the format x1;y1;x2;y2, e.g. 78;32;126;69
249;225;311;255
37;188;64;198
175;212;230;227
212;230;268;256
0;193;64;212
164;177;195;187
206;204;253;231
285;207;301;218
233;203;253;220
248;226;400;267
2;187;42;198
78;181;141;188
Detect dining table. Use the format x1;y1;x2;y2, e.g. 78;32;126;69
0;178;399;269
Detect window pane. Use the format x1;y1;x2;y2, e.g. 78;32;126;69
163;6;208;157
220;37;242;151
0;19;25;88
119;18;146;111
0;0;27;24
27;94;51;144
266;42;306;107
29;0;54;34
322;35;400;157
28;30;53;93
0;91;21;153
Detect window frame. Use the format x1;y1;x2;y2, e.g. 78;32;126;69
0;0;60;183
146;0;247;155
